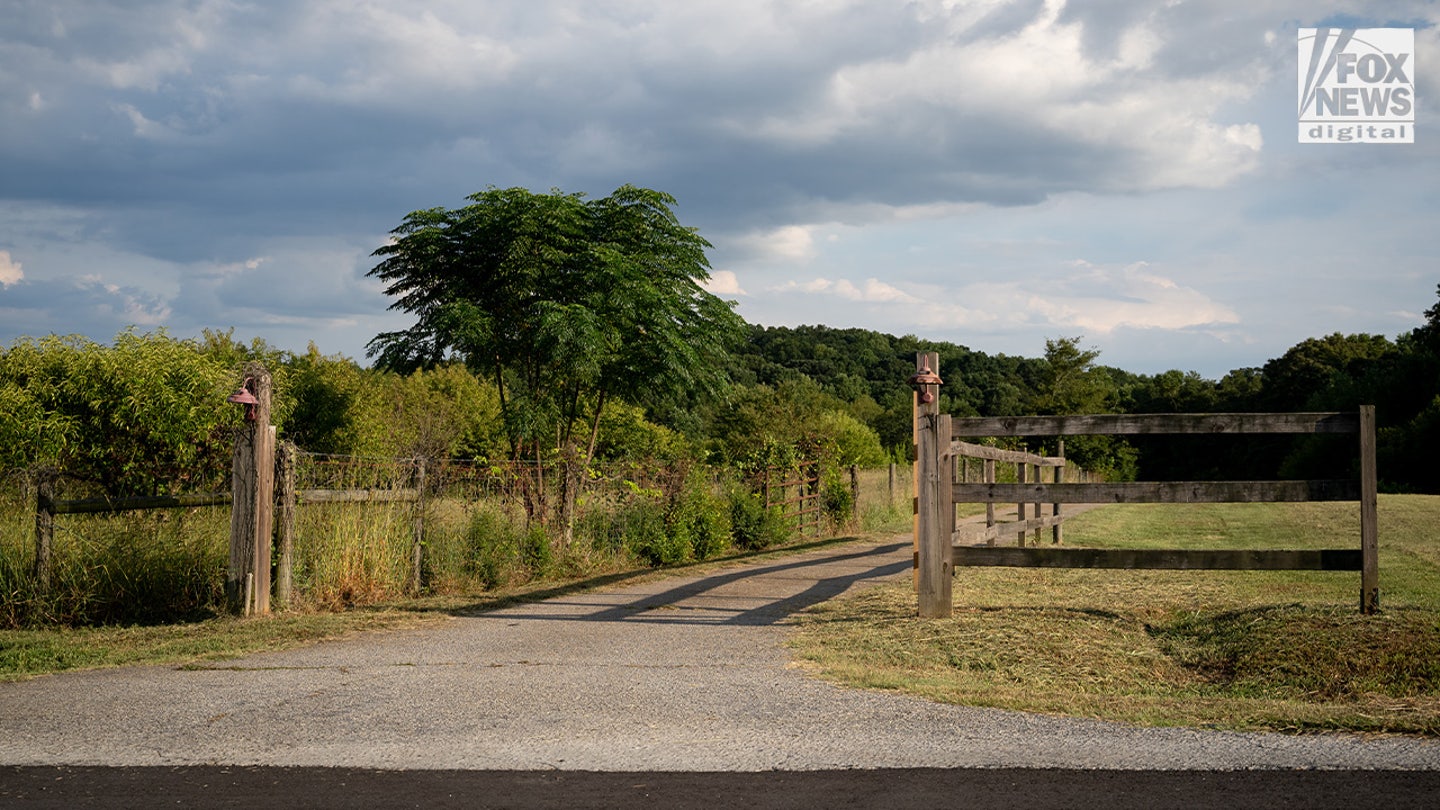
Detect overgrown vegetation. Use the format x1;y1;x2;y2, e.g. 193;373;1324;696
790;495;1440;734
0;451;888;628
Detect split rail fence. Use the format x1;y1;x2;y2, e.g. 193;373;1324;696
911;352;1379;619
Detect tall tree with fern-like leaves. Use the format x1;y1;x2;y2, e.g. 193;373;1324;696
367;185;745;545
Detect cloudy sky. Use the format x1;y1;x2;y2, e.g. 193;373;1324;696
1;0;1436;378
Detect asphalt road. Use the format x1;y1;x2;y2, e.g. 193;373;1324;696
2;534;1438;806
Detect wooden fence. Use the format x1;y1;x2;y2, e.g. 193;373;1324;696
948;440;1084;547
911;352;1379;618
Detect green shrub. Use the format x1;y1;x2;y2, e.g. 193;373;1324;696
621;498;684;566
668;478;731;561
462;503;527;589
521;523;553;576
729;488;790;550
821;472;855;530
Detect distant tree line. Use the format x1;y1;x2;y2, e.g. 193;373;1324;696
725;284;1440;492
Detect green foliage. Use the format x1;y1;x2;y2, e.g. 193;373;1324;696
367;185;742;452
282;344;367;455
1033;336;1115;415
728;488;790;550
368;184;745;537
0;331;239;496
604;496;675;566
821;472;855;529
592;401;686;462
814;410;886;468
348;364;503;460
461;503;530;589
668;476;732;561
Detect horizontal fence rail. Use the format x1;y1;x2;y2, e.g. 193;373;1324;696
41;492;231;515
294;488;419;504
948;412;1361;436
952;480;1363;504
949;440;1064;466
951;547;1364;571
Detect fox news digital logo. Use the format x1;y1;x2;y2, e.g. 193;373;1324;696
1299;28;1414;143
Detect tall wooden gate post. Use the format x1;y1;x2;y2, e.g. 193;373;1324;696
227;363;275;616
1359;404;1379;614
912;352;952;618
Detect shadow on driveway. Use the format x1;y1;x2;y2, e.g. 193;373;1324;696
456;539;912;627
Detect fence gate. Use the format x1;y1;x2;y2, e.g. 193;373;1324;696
910;352;1379;619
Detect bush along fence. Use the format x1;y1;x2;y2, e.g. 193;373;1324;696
910;351;1380;619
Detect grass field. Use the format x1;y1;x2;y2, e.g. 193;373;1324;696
789;495;1440;735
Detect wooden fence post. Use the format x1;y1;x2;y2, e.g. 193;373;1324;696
411;456;427;594
983;458;996;546
227;364;275;616
914;351;951;618
1359;404;1379;614
33;469;55;595
1016;461;1028;546
274;441;297;609
1031;460;1043;545
1052;440;1065;545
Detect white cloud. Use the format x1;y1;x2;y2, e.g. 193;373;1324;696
733;0;1265;192
703;269;748;296
909;260;1239;335
773;276;921;304
0;251;22;286
738;225;819;262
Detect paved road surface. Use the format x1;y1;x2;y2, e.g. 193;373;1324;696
2;535;1437;805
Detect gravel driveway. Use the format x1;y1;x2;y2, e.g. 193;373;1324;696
2;535;1437;771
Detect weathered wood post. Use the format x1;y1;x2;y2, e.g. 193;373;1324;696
1016;460;1028;546
1031;459;1043;545
912;352;951;618
848;465;860;530
274;440;297;609
1359;404;1379;614
983;458;996;546
1052;440;1065;545
941;415;955;539
32;468;56;595
227;363;275;616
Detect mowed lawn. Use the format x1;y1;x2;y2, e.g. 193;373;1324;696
789;495;1440;734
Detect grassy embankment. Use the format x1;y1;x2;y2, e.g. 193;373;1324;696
790;494;1440;734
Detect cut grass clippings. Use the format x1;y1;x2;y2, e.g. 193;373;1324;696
789;495;1440;735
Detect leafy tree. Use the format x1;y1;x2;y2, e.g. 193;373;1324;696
366;185;744;543
1259;332;1397;411
1030;336;1135;479
1032;336;1115;415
